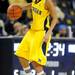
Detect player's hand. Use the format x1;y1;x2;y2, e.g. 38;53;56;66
9;3;22;8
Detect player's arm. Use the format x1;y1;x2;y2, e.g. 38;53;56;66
44;0;58;43
10;3;32;10
22;3;32;10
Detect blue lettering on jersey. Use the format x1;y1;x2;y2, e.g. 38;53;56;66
32;7;42;15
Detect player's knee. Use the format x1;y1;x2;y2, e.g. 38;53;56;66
18;57;28;62
32;61;43;72
18;57;29;67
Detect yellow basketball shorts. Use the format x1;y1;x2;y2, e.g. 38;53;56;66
15;29;51;65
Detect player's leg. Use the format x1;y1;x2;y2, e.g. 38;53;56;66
18;57;32;75
15;30;32;75
32;34;51;75
30;31;46;75
32;61;46;75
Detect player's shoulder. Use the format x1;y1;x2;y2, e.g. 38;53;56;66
45;0;53;4
45;0;55;9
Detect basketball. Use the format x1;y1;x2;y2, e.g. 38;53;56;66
7;4;22;20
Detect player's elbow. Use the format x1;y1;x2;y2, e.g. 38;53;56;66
51;11;59;24
53;16;59;24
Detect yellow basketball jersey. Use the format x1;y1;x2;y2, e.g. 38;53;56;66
31;0;49;30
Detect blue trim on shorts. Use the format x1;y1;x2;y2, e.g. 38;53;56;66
42;42;46;55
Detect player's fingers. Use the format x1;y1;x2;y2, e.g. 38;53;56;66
43;37;47;43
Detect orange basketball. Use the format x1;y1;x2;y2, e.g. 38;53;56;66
7;4;22;20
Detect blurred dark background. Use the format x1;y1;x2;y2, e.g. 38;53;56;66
0;0;75;37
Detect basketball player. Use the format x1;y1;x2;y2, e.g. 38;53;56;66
15;0;58;75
